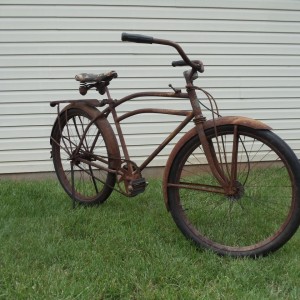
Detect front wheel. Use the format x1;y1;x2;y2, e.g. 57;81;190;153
167;125;300;257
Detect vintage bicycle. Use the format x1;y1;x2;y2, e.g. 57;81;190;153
50;33;300;257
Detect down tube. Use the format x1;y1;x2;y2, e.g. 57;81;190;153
117;110;194;171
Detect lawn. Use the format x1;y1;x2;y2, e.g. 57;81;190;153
0;179;300;299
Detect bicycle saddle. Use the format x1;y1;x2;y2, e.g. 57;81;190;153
75;71;118;83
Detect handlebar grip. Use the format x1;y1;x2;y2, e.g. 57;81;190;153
122;32;153;44
172;60;188;67
172;60;205;73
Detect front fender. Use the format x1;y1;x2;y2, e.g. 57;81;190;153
162;116;271;210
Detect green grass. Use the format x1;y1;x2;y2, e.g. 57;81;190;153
1;179;300;299
178;167;293;247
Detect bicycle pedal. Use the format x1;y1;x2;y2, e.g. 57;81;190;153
129;178;147;196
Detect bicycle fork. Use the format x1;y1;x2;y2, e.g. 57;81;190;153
185;73;237;196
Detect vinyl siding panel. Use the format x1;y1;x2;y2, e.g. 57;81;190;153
0;0;300;174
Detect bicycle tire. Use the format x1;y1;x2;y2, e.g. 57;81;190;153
167;125;300;257
51;107;116;205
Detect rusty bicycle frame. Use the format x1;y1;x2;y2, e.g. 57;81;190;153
99;76;232;196
50;32;270;202
49;32;300;258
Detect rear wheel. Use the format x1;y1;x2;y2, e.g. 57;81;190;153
51;108;116;205
167;125;300;257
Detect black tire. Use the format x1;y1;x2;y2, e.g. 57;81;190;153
51;108;116;205
167;125;300;257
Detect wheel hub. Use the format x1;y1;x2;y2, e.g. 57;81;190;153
70;150;94;165
227;181;245;201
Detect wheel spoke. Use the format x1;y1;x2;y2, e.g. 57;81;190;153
51;108;116;205
167;125;300;257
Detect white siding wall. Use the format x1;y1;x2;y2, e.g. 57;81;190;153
1;0;300;174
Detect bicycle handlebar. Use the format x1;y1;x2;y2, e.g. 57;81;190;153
121;32;204;73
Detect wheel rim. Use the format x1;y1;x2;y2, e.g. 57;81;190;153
53;110;113;202
169;126;297;254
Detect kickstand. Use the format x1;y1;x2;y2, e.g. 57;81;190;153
71;162;76;209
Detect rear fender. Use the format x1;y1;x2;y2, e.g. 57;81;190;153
50;102;121;170
162;116;271;210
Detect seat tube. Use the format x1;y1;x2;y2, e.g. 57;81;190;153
106;87;133;173
185;73;229;189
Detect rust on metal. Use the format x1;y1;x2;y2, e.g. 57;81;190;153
50;33;272;203
117;108;192;123
162;115;272;210
50;99;101;107
139;113;194;171
204;116;271;130
51;101;121;172
167;182;226;194
229;125;239;192
115;91;189;107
